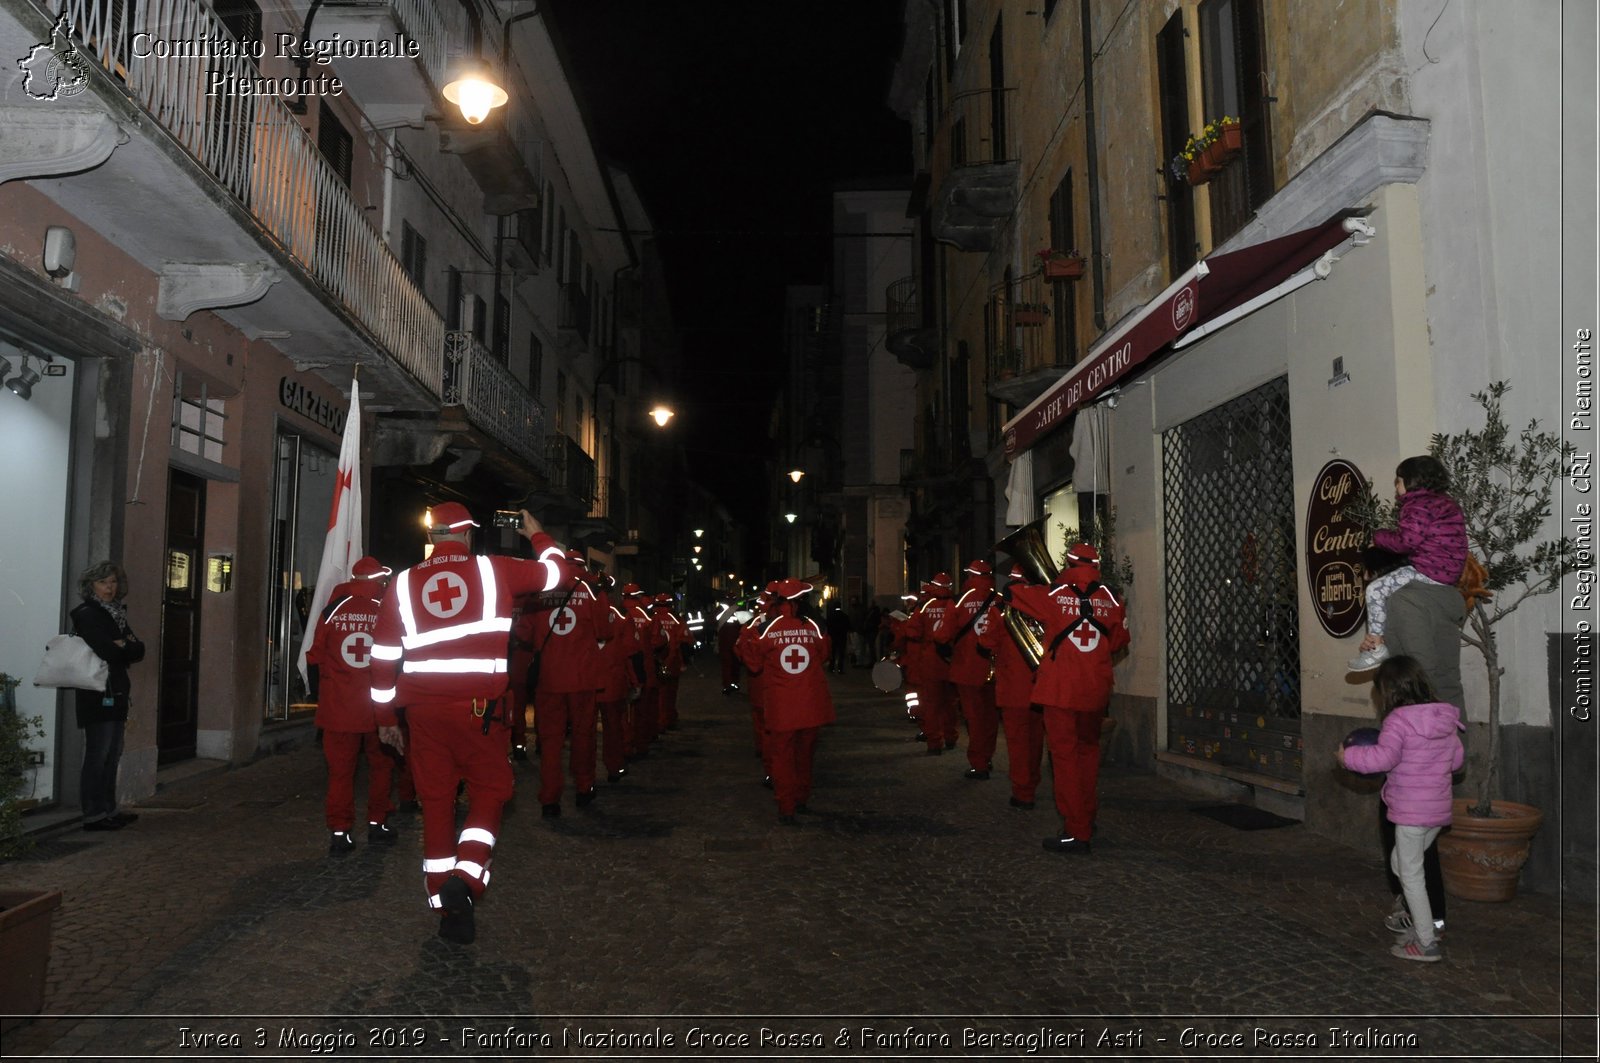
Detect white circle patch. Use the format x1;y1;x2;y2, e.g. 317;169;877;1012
779;644;812;675
1067;621;1102;653
548;606;578;636
421;571;470;619
340;632;373;669
973;613;991;636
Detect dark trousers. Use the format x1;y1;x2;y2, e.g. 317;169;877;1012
80;720;125;822
1381;800;1447;924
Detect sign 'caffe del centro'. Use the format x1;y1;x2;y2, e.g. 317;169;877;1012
1305;459;1369;638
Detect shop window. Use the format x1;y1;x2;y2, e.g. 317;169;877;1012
1156;10;1198;275
172;374;226;464
1199;0;1274;244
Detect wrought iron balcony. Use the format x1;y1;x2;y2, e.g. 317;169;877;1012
986;273;1075;408
544;433;596;507
885;276;938;370
930;88;1020;252
39;0;447;402
443;331;548;474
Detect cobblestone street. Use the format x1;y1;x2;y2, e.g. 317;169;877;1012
1;665;1593;1060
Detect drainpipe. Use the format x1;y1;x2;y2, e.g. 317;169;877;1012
1080;0;1106;331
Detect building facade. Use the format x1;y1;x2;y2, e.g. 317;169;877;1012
890;0;1593;890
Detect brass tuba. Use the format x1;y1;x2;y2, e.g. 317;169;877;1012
994;517;1060;669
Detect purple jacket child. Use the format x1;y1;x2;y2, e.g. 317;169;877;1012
1344;701;1465;827
1372;488;1467;587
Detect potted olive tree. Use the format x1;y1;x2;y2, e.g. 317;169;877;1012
1352;382;1577;899
0;671;61;1029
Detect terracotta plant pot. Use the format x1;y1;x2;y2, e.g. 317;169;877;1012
1043;257;1086;281
1217;121;1243;153
1436;799;1544;902
0;888;62;1030
1185;155;1220;185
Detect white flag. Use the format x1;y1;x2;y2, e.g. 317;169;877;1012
296;376;363;688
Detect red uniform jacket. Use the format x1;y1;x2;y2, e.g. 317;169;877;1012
978;596;1035;709
894;597;951;686
655;610;690;677
525;578;606;693
369;536;571;719
629;604;665;687
932;579;1000;686
590;593;636;702
1008;565;1129;711
308;580;384;733
735;609;769;709
739;610;836;732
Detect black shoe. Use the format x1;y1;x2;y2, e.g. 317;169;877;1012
945;740;958;751
1042;835;1091;855
511;744;529;762
914;732;927;742
608;769;627;784
437;876;475;945
964;768;991;780
576;790;597;809
367;822;398;846
109;811;139;826
761;775;773;789
778;814;798;826
83;817;122;832
1009;797;1036;811
329;831;355;857
541;803;561;819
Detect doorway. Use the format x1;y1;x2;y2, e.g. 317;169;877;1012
159;469;205;763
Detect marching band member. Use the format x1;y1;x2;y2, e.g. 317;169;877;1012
1005;544;1129;854
368;503;577;944
738;579;835;823
894;573;957;755
592;573;640;784
651;593;690;732
527;549;607;816
622;584;665;758
933;560;1002;779
980;562;1044;810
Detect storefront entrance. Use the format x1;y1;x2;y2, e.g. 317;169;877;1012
158;470;205;763
1162;376;1302;784
265;430;338;722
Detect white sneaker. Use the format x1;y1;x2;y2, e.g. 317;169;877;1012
1347;644;1391;672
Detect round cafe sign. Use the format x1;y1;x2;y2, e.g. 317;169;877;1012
1305;459;1369;638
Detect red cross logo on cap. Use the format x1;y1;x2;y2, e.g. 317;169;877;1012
340;632;373;669
1070;621;1101;653
549;606;577;636
422;571;470;619
780;644;811;674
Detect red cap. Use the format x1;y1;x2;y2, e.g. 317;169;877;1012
622;583;645;598
962;560;992;577
429;502;477;532
651;593;673;607
1006;562;1025;579
764;581;781;594
1066;543;1100;566
565;548;587;564
772;578;813;600
352;556;391;579
929;572;952;589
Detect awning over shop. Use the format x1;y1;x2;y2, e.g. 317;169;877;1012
1002;215;1357;458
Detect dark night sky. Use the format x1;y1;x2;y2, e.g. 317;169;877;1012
539;1;911;533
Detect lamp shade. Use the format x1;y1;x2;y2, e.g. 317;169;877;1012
443;59;508;125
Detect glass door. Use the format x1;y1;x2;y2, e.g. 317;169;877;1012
264;431;337;722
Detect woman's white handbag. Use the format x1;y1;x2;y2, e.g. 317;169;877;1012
33;634;109;691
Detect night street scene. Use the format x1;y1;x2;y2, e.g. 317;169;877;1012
0;0;1595;1059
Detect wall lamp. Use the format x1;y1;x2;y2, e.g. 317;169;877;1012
784;512;798;524
649;405;675;427
787;468;805;483
5;354;43;400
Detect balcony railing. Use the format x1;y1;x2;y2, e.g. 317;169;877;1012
886;276;918;334
50;0;446;398
544;433;596;506
443;331;548;473
934;87;1019;174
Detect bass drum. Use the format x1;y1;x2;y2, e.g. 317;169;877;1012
871;659;903;693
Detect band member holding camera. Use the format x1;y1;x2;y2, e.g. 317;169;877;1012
307;555;396;857
1005;544;1128;854
893;573;957;755
738;579;835;823
369;503;576;944
981;562;1044;810
933;560;1002;779
526;549;607;817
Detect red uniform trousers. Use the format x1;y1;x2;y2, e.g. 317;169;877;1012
535;690;598;803
631;685;660;755
919;680;958;751
597;698;627;776
658;675;681;730
719;639;741;687
999;704;1044;802
407;702;515;905
1043;706;1103;840
321;729;395;831
954;683;999;770
766;726;819;816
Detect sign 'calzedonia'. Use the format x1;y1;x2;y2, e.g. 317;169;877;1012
1305;459;1369;638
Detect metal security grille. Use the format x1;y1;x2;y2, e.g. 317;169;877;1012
1163;376;1302;784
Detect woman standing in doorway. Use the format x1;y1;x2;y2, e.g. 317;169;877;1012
70;561;144;831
